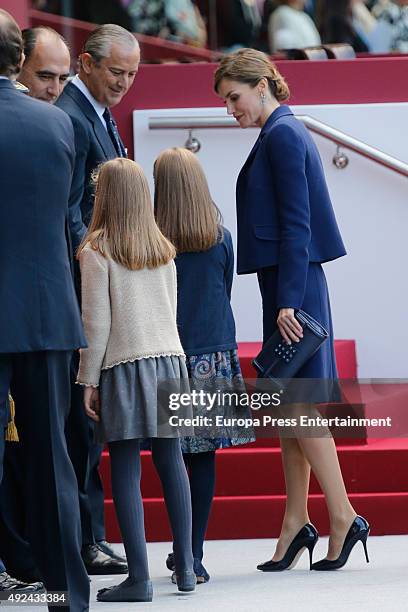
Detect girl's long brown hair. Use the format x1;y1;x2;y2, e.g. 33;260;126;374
77;158;176;269
154;147;222;253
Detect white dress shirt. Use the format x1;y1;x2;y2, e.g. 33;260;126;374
71;74;107;130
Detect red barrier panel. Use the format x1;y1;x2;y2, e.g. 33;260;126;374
2;0;29;28
29;9;220;63
110;56;408;159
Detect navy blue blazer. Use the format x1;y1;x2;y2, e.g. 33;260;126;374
175;228;237;356
236;105;346;309
56;82;119;250
0;80;86;352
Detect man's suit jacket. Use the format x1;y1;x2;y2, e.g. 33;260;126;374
0;79;86;352
236;104;346;309
56;82;118;251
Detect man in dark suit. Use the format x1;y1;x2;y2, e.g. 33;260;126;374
0;28;74;583
0;10;89;610
56;23;140;574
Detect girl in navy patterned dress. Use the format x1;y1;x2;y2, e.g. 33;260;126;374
154;147;255;584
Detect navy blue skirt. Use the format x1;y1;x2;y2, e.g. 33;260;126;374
257;263;338;383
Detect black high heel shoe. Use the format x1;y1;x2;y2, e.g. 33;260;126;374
311;515;370;571
257;523;319;572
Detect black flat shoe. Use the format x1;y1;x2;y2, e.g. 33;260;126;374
176;570;196;592
97;579;153;602
166;552;175;572
171;560;210;585
257;523;319;572
311;515;370;571
0;573;45;593
193;558;210;583
10;568;43;584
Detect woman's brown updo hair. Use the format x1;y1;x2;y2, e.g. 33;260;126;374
214;48;290;102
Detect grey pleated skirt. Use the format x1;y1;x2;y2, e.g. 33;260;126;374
97;355;189;443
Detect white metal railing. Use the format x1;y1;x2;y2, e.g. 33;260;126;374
148;114;408;177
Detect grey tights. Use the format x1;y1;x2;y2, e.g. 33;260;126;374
108;438;193;581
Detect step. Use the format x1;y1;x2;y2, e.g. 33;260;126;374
104;491;408;542
100;439;408;499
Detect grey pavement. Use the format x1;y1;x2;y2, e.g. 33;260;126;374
3;536;407;611
92;536;408;612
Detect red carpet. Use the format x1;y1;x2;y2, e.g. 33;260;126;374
100;341;408;540
101;439;408;541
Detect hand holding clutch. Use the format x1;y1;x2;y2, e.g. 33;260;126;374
277;308;304;344
252;310;329;388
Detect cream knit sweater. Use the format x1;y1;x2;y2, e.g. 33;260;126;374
77;244;185;387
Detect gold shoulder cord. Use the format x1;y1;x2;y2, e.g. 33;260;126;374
5;394;19;442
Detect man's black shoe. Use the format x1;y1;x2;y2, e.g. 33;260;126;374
82;544;128;575
11;568;43;584
96;540;127;563
0;572;45;593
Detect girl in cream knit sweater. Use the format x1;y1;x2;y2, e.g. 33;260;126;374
77;158;195;602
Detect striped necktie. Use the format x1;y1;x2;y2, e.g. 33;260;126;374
103;108;127;158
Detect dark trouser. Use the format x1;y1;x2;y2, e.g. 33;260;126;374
0;442;33;576
108;438;193;579
0;375;24;573
66;351;105;546
67;262;105;546
0;353;106;569
0;351;89;612
0;383;6;575
0;373;7;482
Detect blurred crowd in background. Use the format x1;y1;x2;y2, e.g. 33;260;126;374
32;0;408;54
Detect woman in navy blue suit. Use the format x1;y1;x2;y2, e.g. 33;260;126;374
215;48;369;572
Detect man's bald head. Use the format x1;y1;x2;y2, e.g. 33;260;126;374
0;9;23;78
19;27;71;103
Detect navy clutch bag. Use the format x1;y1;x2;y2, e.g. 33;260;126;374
252;310;329;385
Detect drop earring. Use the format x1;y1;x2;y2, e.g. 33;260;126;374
260;92;266;105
